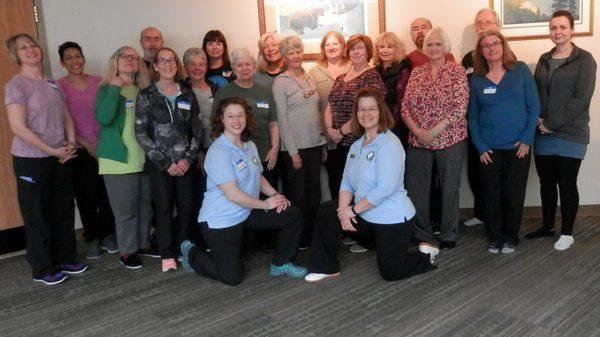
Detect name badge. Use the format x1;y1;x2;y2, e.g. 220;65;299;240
125;99;135;108
256;100;269;109
483;86;497;94
177;101;191;110
465;67;474;75
47;80;59;89
208;97;214;103
366;151;375;161
235;159;247;172
222;71;233;77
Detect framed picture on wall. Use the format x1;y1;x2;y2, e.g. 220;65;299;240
257;0;386;60
490;0;594;40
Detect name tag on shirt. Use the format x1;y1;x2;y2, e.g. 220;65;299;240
208;97;214;103
222;71;233;77
256;100;269;109
47;80;59;89
125;99;135;108
177;101;191;110
483;86;497;94
465;67;474;75
235;159;247;172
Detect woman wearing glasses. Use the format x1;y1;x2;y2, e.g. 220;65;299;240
135;47;202;272
95;46;152;269
468;31;540;254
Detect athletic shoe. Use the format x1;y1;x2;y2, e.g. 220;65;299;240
86;239;102;260
305;272;340;283
525;227;555;239
270;263;308;278
137;247;160;258
33;272;69;285
419;244;440;264
180;240;196;272
120;255;143;269
161;258;177;272
99;236;118;253
59;263;88;274
487;243;500;254
464;217;484;227
342;237;357;246
501;243;515;254
554;235;574;251
349;244;367;253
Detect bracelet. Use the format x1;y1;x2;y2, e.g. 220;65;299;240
351;205;358;215
270;192;280;197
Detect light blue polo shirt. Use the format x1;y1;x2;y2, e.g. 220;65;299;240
340;131;416;224
198;134;263;229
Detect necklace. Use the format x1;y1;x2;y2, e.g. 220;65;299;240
288;71;316;98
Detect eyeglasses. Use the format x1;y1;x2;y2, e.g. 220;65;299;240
119;53;139;62
481;40;502;49
157;58;176;66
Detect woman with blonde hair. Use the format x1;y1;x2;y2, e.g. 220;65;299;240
254;31;284;89
373;32;411;148
95;46;153;269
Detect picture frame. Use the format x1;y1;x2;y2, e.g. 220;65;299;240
490;0;594;40
257;0;386;60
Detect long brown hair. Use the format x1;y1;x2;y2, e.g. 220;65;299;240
473;31;516;76
211;97;256;142
350;88;394;136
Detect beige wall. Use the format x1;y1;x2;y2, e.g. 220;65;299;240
39;0;600;207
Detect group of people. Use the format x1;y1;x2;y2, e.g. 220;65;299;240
4;8;595;287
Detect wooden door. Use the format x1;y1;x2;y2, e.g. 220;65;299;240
0;0;38;246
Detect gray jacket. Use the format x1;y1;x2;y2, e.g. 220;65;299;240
534;44;596;144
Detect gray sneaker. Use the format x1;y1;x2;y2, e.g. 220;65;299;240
349;244;367;253
99;236;119;254
86;239;102;260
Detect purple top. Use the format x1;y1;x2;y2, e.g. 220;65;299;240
4;74;67;158
58;75;102;146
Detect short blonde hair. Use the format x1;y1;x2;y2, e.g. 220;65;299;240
230;48;256;67
5;33;42;66
373;32;406;66
101;46;150;89
423;27;452;54
257;31;282;72
182;47;207;67
279;35;303;56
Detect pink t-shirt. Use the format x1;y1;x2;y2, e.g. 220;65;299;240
4;74;66;158
58;75;102;146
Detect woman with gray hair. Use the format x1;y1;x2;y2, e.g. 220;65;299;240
254;31;284;89
273;36;326;248
401;27;469;261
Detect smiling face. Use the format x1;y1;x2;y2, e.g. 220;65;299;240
377;40;395;64
348;41;368;66
549;16;574;46
154;49;178;80
423;32;444;61
410;18;432;49
263;36;281;65
61;47;85;75
185;55;207;82
480;35;504;64
284;48;303;70
117;48;140;75
232;56;255;81
15;37;42;66
221;103;247;137
324;35;343;61
206;40;224;60
357;96;380;132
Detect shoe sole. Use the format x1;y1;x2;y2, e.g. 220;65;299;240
61;265;88;275
138;253;161;258
33;276;68;285
86;254;102;260
99;246;118;254
120;261;142;269
305;273;341;283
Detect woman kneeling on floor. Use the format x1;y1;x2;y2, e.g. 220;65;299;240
180;97;306;286
305;88;436;283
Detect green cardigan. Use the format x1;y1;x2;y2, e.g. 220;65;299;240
95;84;128;163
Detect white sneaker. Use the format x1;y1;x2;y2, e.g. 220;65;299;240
554;235;574;251
464;217;484;226
349;244;367;253
419;244;440;264
304;272;340;283
342;237;357;246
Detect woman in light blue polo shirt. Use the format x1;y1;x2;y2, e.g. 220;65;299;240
305;88;436;283
180;97;306;286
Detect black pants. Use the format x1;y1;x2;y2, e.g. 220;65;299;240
467;137;486;221
188;206;303;286
282;146;322;247
71;148;115;242
13;156;76;277
535;155;582;235
480;149;531;245
308;200;435;281
149;168;197;259
325;145;350;199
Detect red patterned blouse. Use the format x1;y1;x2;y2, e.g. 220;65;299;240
329;68;385;146
401;61;469;150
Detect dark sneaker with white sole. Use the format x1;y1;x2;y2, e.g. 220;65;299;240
99;236;118;253
59;263;88;274
120;255;143;269
33;272;69;285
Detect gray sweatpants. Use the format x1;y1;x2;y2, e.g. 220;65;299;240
103;172;152;255
406;141;466;244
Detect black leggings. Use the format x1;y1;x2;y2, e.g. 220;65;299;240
535;155;582;235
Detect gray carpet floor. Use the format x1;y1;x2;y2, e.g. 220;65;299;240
1;216;600;337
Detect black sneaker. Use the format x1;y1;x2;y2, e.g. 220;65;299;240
137;247;160;258
59;263;88;275
120;255;143;269
525;228;555;239
33;272;69;285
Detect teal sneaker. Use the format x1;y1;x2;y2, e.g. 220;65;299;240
270;263;307;278
180;240;196;272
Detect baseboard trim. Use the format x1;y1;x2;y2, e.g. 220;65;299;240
460;204;600;219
